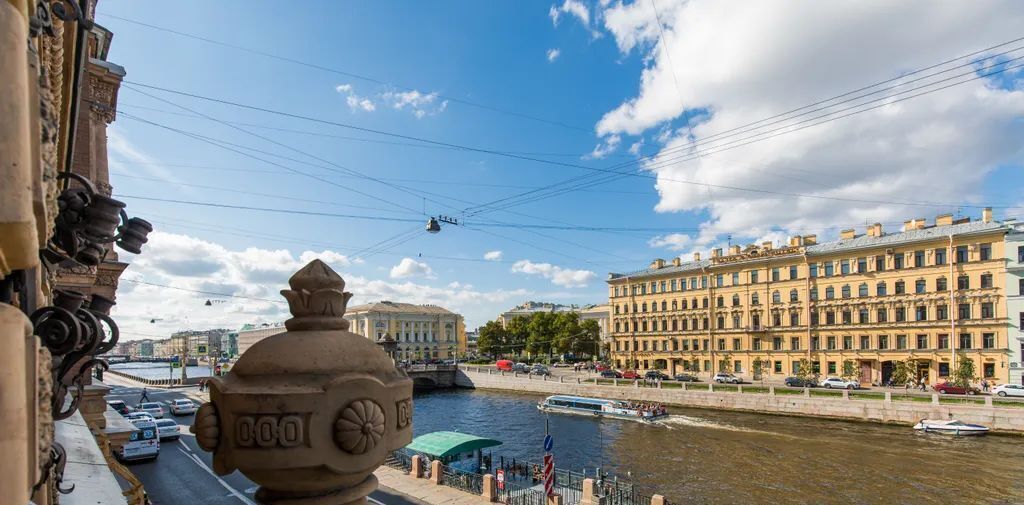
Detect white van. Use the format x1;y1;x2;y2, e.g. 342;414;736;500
119;419;160;461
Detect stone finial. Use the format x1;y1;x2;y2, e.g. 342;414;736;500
280;259;354;331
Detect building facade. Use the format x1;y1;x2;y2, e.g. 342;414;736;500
236;323;286;356
580;304;611;357
345;301;466;360
608;212;1011;385
497;301;580;328
1006;221;1024;385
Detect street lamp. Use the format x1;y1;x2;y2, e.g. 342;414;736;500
376;333;399;365
425;215;458;234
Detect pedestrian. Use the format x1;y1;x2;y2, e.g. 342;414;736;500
982;379;989;393
139;387;150;403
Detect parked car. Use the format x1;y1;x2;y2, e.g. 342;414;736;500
784;376;816;387
595;363;610;372
125;412;155;423
673;373;699;382
135;402;164;418
600;370;622;378
934;382;978;395
820;377;859;389
713;373;741;384
107;400;132;415
169;398;197;416
644;371;670;380
495;359;514;371
513;362;530;373
552;362;571;368
993;384;1024;398
531;365;551;376
153;419;181;441
621;370;639;380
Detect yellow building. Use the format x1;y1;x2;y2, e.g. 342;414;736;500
345;301;466;360
608;211;1010;385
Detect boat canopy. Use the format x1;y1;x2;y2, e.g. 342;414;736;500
546;395;616;406
405;431;503;458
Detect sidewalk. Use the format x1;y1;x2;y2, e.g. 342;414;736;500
375;466;493;505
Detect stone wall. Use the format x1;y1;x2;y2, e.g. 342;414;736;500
455;367;1024;434
104;368;205;387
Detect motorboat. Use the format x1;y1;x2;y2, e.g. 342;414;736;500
537;395;669;422
913;419;990;436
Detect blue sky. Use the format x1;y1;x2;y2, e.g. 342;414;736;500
99;1;1024;336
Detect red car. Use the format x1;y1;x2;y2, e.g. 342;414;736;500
595;363;609;372
934;382;979;395
620;370;639;380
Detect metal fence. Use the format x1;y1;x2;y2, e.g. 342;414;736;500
497;479;547;505
441;465;484;495
383;451;412;473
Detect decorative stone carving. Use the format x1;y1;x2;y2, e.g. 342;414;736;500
190;259;413;505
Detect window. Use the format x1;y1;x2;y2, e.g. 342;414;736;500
641;284;647;295
1020;278;1024;295
615;322;621;333
772;313;781;326
615;305;620;314
843;335;853;350
980;243;991;261
915;306;927;321
651;303;657;312
717;296;724;307
772;291;781;304
774;361;783;373
860;335;871;349
937;304;948;320
715;274;724;288
875;255;885;271
751;293;760;305
956;245;969;263
936;277;947;291
857;257;867;273
915;280;926;294
704;360;711;372
718;316;725;329
841;285;851;298
732;315;741;328
983;332;995;349
662;301;667;311
893;254;904;270
790;265;799;280
680;299;687;309
877;282;887;296
824;262;834;277
701;276;708;288
895;281;905;294
690;278;697;290
651;282;657;293
792;361;801;374
773;337;783;351
790;289;798;302
914;250;925;267
672;320;678;331
895;307;906;322
827;336;837;350
641;321;648;332
841;310;851;324
916;334;928;349
790;312;800;326
825;287;835;299
718;338;726;351
1020;245;1024;263
733;338;741;350
703;318;709;330
660;281;667;292
614;287;620;297
939;362;950;377
642;302;647;313
959;333;972;349
702;298;709;308
642;340;649;351
810;264;818;278
827;361;837;374
791;337;800;350
896;334;908;350
878;335;889;349
750;270;759;284
672;300;678;310
826;311;836;325
981;302;994;319
958;303;971;320
732;294;740;307
984;362;995;379
840;260;850;275
732;272;740;285
981;273;993;288
858;309;869;323
957;275;970;290
811;336;820;350
935;247;946;265
671;280;677;292
877;308;888;323
752;338;762;351
752;315;760;329
811;311;819;325
858;283;868;297
772;267;780;282
810;287;818;301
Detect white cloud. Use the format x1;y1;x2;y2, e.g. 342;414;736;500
628;140;644;156
648;233;692;251
511;260;596;288
335;83;376;112
591;1;1024;242
484;250;504;261
547;48;561;62
335;84;352;93
588;134;621;159
382;89;447;119
550;0;591;29
389;257;435;279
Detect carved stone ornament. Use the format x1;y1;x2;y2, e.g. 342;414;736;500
190;260;413;505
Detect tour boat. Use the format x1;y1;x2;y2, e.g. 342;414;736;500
537;395;669;422
913;419;990;436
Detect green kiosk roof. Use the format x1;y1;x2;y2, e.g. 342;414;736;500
405;431;502;458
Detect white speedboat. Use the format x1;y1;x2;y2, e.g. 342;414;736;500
537;395;669;422
913;419;990;436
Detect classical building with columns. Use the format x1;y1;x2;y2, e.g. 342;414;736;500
608;210;1012;385
345;301;466;360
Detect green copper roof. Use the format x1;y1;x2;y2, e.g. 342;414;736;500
405;431;502;458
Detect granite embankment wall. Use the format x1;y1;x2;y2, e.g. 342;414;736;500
455;367;1024;433
104;368;204;387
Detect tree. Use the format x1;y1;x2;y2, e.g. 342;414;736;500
796;358;817;385
476;321;507;358
889;358;916;386
505;316;530;356
751;358;770;384
526;312;558;357
717;352;734;373
840;359;860;383
574;319;601;358
951;353;977;388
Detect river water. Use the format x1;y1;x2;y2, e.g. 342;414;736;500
109;362;212;379
412;388;1023;505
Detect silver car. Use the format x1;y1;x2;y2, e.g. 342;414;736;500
135;402;164;419
169;398;197;416
153;419;181;440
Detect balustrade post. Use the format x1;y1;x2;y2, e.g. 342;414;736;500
842;390;850;400
581;478;600;505
681;382;687;391
768;386;775;396
736;385;742;394
884;391;891;403
482;473;497;502
803;387;810;397
985;396;993;407
651;494;666;505
708;383;714;392
430;461;443;484
411;455;423;478
613;378;617;387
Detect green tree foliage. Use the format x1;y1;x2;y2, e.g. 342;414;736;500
479;312;602;360
751;358;770;384
841;359;860;382
952;353;977;388
476;321;507;358
889;358;917;386
796;358;817;384
718;352;734;373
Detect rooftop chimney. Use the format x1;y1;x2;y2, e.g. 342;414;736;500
761;241;773;250
788;236;802;247
651;258;666;269
729;245;741;255
867;223;883;237
840;229;856;240
936;214;953;226
802;235;817;245
903;220;913;231
711;248;722;258
672;257;681;267
982;207;993;223
913;218;926;230
693;252;701;262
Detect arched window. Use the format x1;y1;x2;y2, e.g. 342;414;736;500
789;289;798;302
732;294;740;306
841;285;851;298
702;298;709;308
672;300;678;310
642;302;647;312
858;283;868;297
651;302;657;312
772;290;781;304
615;305;620;314
810;287;818;300
717;296;724;307
877;281;887;296
632;303;638;312
672;319;678;331
681;299;687;309
825;287;835;299
752;293;760;305
661;301;667;311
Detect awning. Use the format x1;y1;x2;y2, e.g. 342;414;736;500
405;431;502;458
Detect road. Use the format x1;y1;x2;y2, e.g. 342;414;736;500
104;378;418;505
